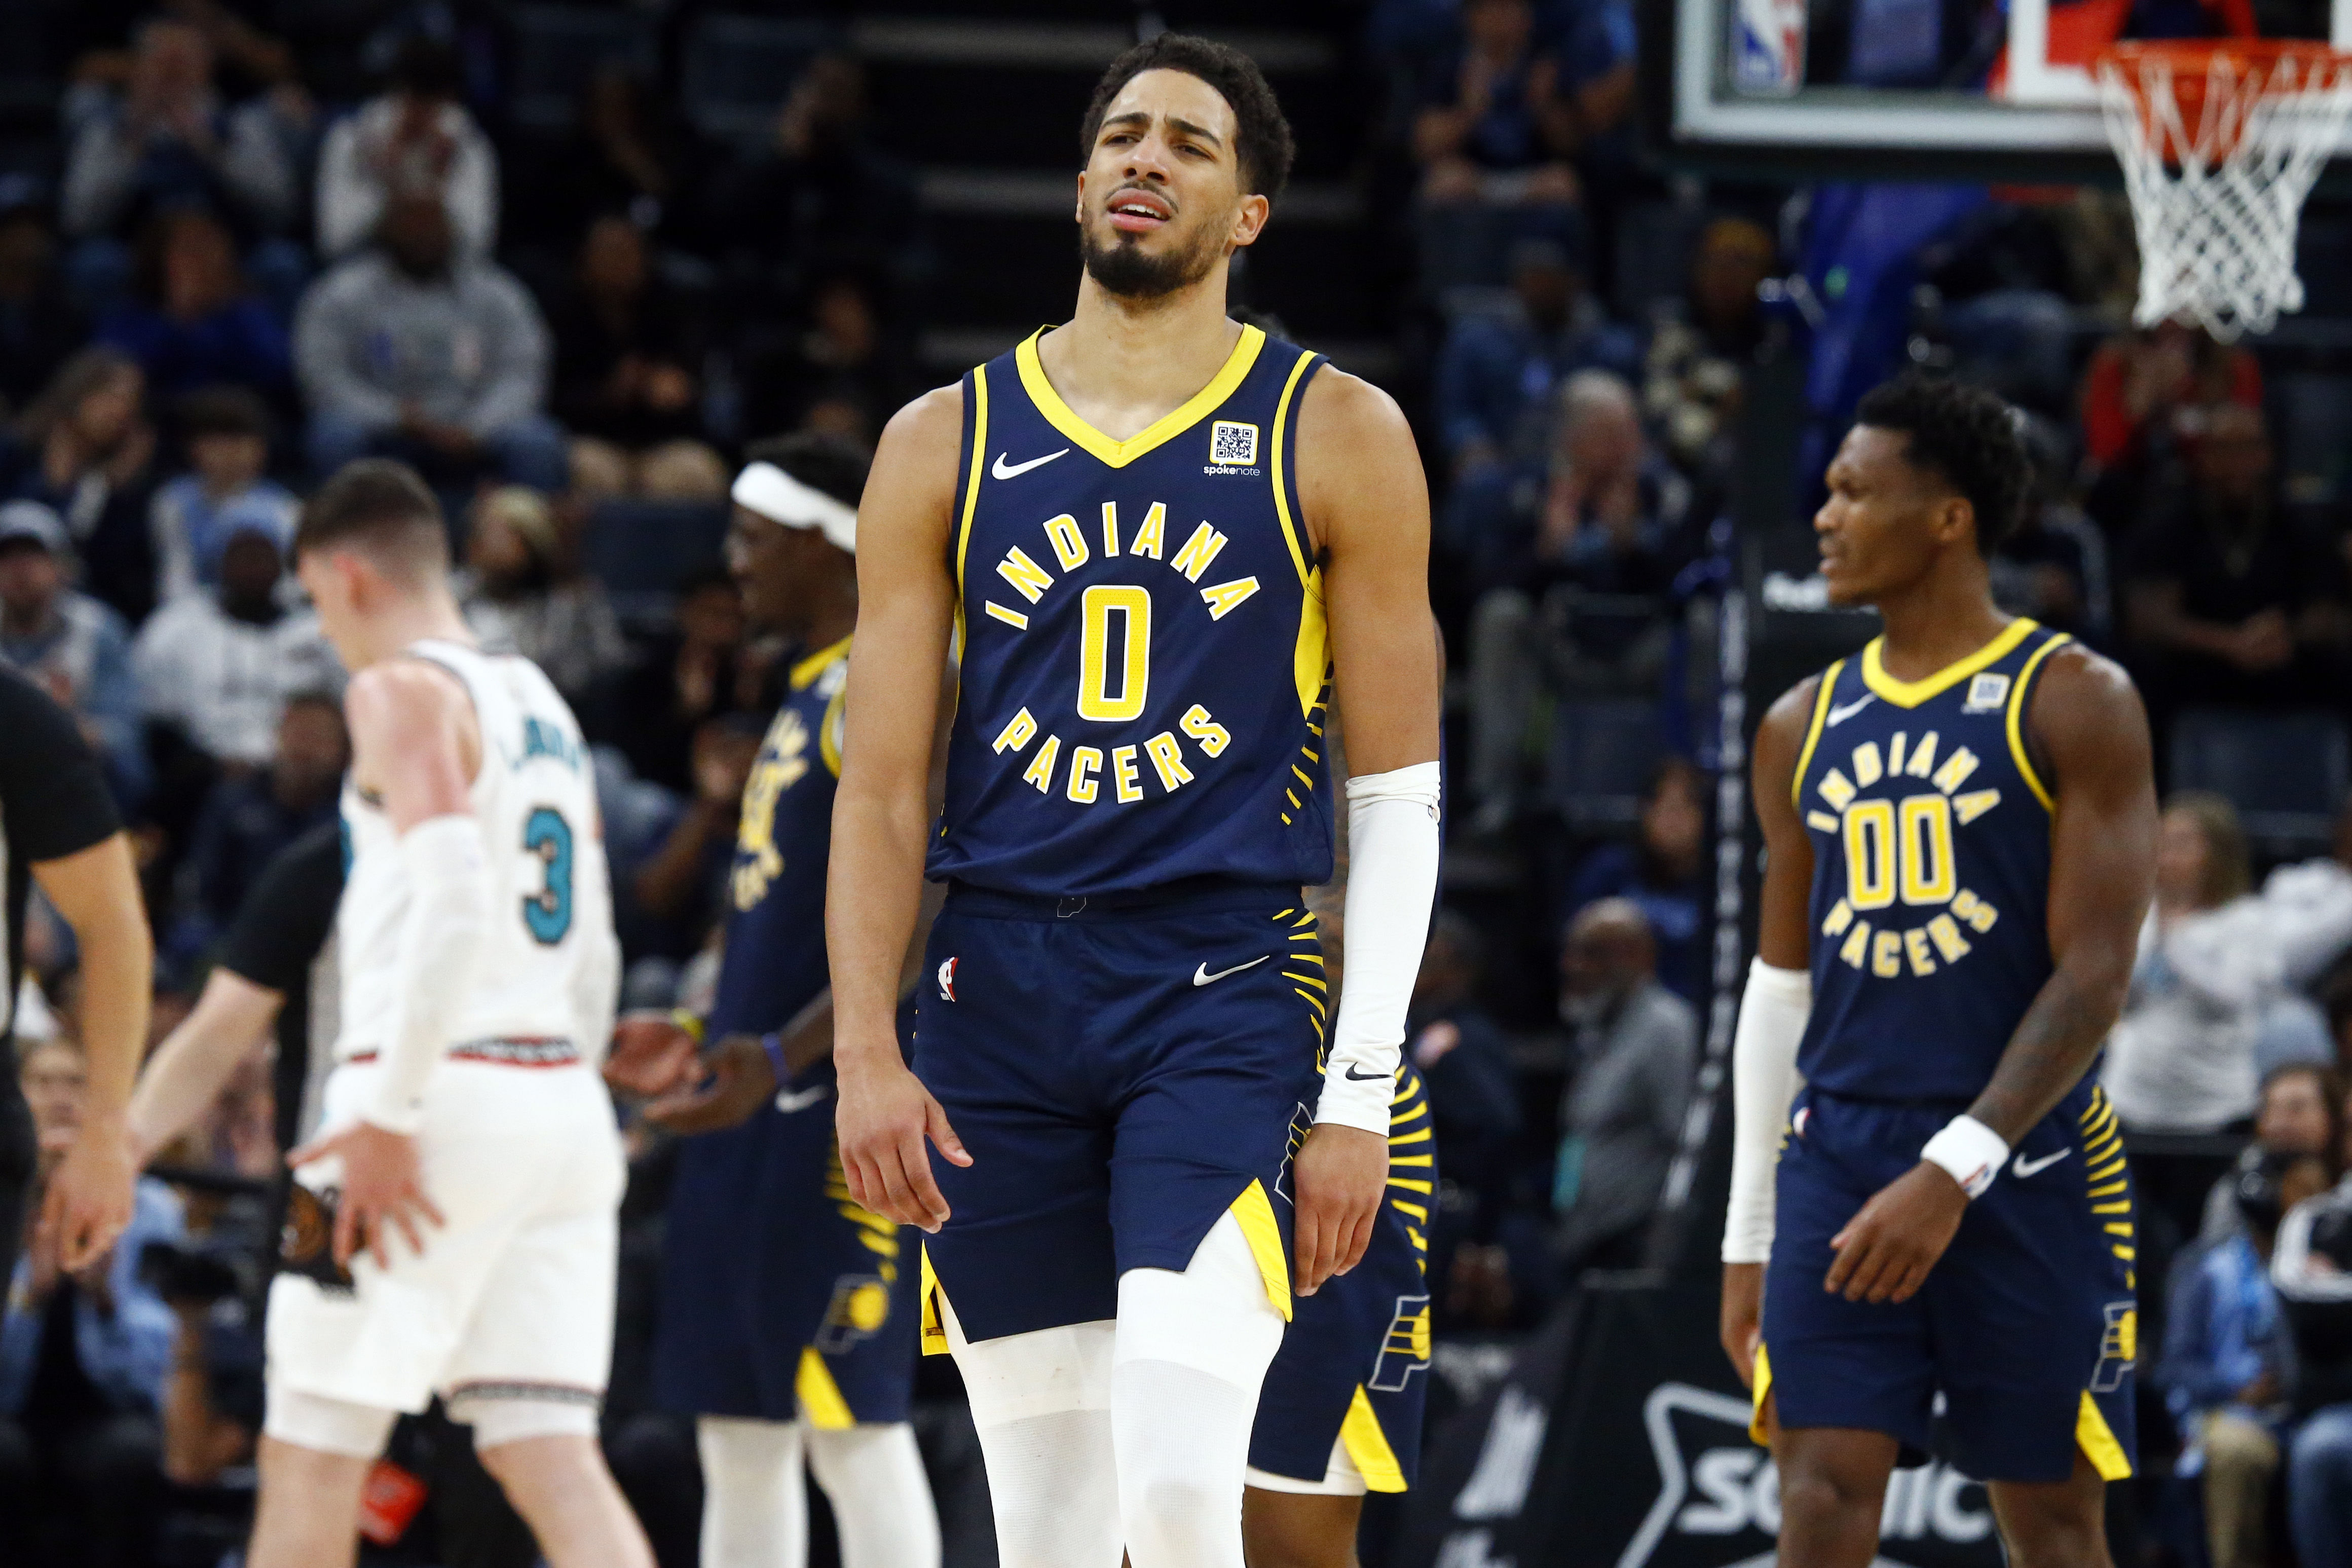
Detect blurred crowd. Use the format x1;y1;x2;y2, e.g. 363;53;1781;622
0;1;2347;1565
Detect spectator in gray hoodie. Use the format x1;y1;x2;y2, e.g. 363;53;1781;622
293;193;565;492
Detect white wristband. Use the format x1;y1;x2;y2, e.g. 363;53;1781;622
1921;1114;2008;1199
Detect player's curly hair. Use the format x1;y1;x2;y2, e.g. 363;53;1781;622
1080;34;1296;201
1853;374;2029;556
743;430;871;510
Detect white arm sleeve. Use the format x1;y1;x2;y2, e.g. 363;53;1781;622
1315;761;1443;1135
360;814;492;1134
1722;959;1811;1264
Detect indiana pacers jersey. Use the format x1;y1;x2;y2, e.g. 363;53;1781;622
707;637;849;1036
928;323;1335;898
1790;619;2073;1102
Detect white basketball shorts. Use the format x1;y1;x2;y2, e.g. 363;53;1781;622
266;1056;625;1419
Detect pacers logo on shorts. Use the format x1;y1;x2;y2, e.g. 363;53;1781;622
814;1274;894;1354
2093;1301;2137;1394
1369;1293;1432;1392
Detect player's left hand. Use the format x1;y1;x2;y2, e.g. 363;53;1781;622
289;1121;444;1271
39;1112;136;1272
605;1011;702;1098
644;1034;778;1136
1825;1161;1968;1304
1294;1124;1387;1297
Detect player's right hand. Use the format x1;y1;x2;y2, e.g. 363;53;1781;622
605;1011;701;1099
836;1052;969;1234
1720;1261;1764;1389
289;1120;444;1271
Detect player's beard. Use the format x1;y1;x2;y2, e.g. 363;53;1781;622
1080;214;1222;300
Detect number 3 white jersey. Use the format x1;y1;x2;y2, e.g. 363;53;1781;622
333;639;616;1068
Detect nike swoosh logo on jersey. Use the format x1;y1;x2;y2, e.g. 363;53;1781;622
1193;955;1270;986
2012;1147;2070;1179
1343;1064;1395;1081
774;1085;832;1114
992;448;1070;480
1825;694;1877;727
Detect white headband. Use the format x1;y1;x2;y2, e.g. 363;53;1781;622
732;462;858;553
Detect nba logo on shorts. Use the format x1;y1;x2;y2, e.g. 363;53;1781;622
937;957;957;1001
1731;0;1806;94
1210;421;1259;467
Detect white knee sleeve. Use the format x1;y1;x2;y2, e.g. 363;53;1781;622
806;1424;942;1568
947;1301;1121;1568
1113;1212;1289;1568
454;1393;601;1450
263;1386;400;1459
699;1416;807;1568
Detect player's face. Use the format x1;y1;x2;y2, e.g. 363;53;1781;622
726;507;804;630
1076;69;1268;300
1812;425;1970;607
296;548;365;663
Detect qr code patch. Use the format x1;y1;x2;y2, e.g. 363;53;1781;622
1210;421;1259;466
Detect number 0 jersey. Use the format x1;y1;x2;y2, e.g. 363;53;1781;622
335;639;613;1066
1792;619;2073;1102
927;324;1336;899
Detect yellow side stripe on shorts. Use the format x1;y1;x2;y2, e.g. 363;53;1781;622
2077;1391;2132;1480
798;1350;854;1430
1284;972;1326;990
1289;953;1325;966
1229;1179;1293;1323
1339;1387;1409;1494
1295;989;1327;1017
1391;1199;1428;1221
1389;1126;1432;1144
2092;1201;2131;1214
1391;1153;1435;1167
2113;1245;2136;1260
2088;1180;2128;1198
1388;1177;1434;1193
919;1245;949;1357
2104;1222;2133;1237
1390;1102;1430;1127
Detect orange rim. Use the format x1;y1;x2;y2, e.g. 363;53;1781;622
2097;40;2352;161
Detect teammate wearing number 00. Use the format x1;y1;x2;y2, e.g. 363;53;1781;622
250;460;651;1568
1721;376;2159;1568
827;34;1442;1568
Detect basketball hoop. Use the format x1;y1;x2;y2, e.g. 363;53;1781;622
2096;40;2352;340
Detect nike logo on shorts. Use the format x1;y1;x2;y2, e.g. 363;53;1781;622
1826;694;1876;727
2012;1147;2070;1179
992;449;1070;480
775;1085;832;1114
1193;955;1270;986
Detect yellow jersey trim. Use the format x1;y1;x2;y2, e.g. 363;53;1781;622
819;680;848;780
1230;1178;1293;1322
2077;1390;2132;1480
1269;349;1320;590
797;1348;855;1429
1015;323;1266;469
1267;347;1330;723
1859;617;2038;708
1749;1343;1772;1446
1340;1386;1409;1493
790;634;853;691
2006;630;2072;813
953;366;990;660
1790;661;1842;809
919;1244;949;1356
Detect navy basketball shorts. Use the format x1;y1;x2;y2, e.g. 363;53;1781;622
655;1065;919;1427
1249;1063;1437;1494
1758;1080;2138;1485
912;882;1327;1348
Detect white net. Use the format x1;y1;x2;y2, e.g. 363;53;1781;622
2096;44;2352;341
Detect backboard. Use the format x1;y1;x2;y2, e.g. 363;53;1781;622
1648;0;2352;174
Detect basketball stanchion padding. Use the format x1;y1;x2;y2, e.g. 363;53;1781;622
2096;41;2352;340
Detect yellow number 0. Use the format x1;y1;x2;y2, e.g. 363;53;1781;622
1077;585;1150;722
1844;793;1956;911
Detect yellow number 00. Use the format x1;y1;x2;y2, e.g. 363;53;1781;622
1077;585;1150;722
1843;793;1955;911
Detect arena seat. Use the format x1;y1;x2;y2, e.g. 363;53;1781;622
580;499;731;625
680;15;834;150
2169;706;2350;854
1544;696;1666;830
508;5;658;133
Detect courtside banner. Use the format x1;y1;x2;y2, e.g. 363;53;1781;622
1397;1274;2003;1568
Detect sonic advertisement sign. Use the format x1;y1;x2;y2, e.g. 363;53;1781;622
1401;1278;2004;1568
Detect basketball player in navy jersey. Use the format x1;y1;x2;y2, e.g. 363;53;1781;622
1720;375;2158;1567
828;33;1442;1568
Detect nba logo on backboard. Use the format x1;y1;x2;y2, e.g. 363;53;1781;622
1210;421;1258;467
1964;673;2011;712
1731;0;1807;94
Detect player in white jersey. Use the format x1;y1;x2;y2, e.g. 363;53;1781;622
247;459;653;1568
